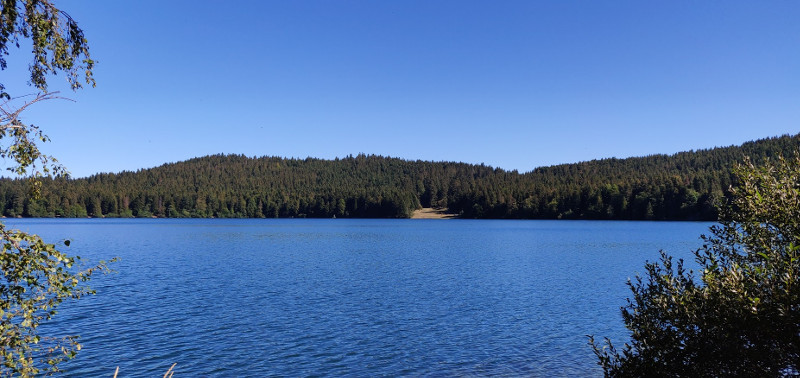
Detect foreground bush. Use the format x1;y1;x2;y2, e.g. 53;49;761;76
591;153;800;377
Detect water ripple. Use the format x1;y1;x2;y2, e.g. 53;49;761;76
5;218;712;377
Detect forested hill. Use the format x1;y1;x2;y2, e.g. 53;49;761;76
1;133;798;220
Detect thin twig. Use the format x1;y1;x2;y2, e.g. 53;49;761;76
164;363;177;378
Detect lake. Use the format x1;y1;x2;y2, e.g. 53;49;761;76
5;219;712;376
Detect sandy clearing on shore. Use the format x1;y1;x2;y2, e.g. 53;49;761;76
410;208;458;219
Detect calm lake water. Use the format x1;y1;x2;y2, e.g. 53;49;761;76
5;219;712;377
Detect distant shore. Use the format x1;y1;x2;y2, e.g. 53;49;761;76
410;208;458;219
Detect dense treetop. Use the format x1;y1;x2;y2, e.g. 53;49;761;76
1;133;798;220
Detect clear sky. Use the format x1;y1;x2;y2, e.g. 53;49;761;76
3;0;799;178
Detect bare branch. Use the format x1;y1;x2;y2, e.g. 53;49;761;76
0;92;73;126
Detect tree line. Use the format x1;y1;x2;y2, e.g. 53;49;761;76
0;133;798;220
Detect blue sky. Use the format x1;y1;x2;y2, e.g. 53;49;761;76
4;1;799;178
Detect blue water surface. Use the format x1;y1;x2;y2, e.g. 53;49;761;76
5;219;712;377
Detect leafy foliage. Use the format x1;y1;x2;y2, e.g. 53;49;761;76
0;0;95;98
590;153;800;377
0;227;111;375
0;93;68;186
0;133;797;220
0;0;106;375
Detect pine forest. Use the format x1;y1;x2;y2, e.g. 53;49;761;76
0;133;797;220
